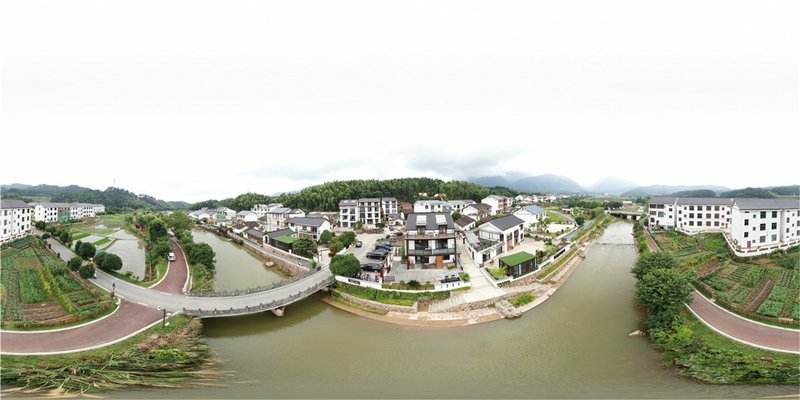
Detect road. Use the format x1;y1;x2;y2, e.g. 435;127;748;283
642;223;799;354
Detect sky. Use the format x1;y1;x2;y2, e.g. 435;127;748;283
1;0;798;202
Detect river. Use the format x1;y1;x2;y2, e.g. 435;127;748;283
191;230;285;291
106;222;797;398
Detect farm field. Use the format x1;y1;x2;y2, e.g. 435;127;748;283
61;214;146;278
0;236;113;329
653;231;800;323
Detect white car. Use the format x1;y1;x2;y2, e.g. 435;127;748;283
167;252;176;261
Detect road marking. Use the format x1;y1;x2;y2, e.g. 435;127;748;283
138;301;149;307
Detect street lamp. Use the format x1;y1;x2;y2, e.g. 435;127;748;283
157;306;167;328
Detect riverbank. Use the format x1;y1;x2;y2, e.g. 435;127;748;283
0;315;217;394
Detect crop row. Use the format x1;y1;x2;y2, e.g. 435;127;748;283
756;300;784;318
740;265;767;287
701;274;733;291
729;265;752;282
776;269;799;289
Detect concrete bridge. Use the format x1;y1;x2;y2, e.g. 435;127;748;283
608;209;645;220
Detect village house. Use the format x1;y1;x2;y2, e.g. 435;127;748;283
286;216;331;241
461;203;491;221
404;213;457;269
513;205;546;227
1;200;33;243
482;195;513;216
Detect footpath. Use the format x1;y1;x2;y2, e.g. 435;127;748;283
642;224;800;354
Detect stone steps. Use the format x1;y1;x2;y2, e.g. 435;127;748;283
428;293;466;313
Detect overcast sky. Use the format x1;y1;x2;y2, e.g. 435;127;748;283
1;0;798;202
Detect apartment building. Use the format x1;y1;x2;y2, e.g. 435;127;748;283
1;200;33;243
286;216;332;241
649;197;733;232
404;213;457;269
413;200;452;213
730;198;800;255
262;207;306;232
482;195;512;216
29;202;104;222
338;197;397;228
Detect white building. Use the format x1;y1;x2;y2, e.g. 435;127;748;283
513;205;546;227
338;197;397;228
730;198;800;256
648;197;733;233
1;200;33;243
235;210;258;223
462;203;492;221
476;215;525;254
413;200;452;213
447;200;476;213
404;213;457;268
286;216;332;241
29;202;103;222
482;195;513;216
262;207;306;232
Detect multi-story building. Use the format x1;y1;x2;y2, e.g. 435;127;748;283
1;200;33;243
404;212;457;269
513;205;546;227
447;200;476;213
262;207;306;232
29;202;104;222
648;196;800;256
461;203;491;221
338;197;397;228
413;200;452;213
482;195;512;216
730;198;800;255
286;217;332;241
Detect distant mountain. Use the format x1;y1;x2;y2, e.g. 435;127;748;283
673;189;717;197
589;176;638;195
768;185;800;196
719;186;799;199
0;184;188;211
622;184;730;197
469;173;584;194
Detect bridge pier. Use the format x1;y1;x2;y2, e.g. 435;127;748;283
271;307;285;317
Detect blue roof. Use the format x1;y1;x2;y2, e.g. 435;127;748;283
522;205;545;214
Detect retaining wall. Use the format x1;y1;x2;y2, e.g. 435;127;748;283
334;291;418;314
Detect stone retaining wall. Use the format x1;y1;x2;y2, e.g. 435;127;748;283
334;291;418;314
241;245;308;276
438;292;523;313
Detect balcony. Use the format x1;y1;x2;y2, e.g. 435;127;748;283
406;247;456;256
406;232;456;240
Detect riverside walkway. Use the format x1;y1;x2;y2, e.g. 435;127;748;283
0;238;333;354
642;224;799;354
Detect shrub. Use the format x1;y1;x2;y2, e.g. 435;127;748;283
407;280;421;289
330;254;360;277
459;272;470;282
78;264;95;279
101;253;123;271
510;293;535;307
94;251;107;267
67;256;82;271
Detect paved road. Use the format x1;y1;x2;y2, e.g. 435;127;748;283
642;223;799;354
1;237;331;354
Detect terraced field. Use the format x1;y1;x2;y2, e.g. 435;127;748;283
0;236;114;329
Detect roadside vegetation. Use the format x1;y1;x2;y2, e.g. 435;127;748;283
334;283;449;306
0;315;216;393
652;230;799;325
167;212;216;292
631;251;799;384
0;236;114;330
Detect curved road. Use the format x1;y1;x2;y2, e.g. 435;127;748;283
0;240;331;354
642;224;799;354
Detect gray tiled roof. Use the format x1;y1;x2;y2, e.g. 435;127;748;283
455;215;475;227
735;198;800;210
676;197;734;206
339;199;358;207
405;212;454;230
245;229;265;238
520;205;545;214
486;215;525;231
1;199;31;209
266;228;295;238
649;196;677;205
287;217;328;227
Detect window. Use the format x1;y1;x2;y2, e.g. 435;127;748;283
715;206;720;211
707;206;712;211
689;213;694;218
760;223;766;231
714;214;719;219
689;206;694;211
744;232;749;238
706;221;711;226
760;236;766;243
771;234;777;241
771;222;777;229
706;213;711;219
772;211;777;218
744;219;749;226
760;211;766;218
714;221;719;226
689;221;694;226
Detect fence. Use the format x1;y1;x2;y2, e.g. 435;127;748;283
187;268;324;297
182;277;334;317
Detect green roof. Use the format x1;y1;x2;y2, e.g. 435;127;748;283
273;235;297;245
499;251;535;266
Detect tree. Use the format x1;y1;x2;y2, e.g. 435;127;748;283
166;211;193;232
78;242;96;260
150;239;173;260
292;237;318;258
186;242;215;269
34;221;46;230
94;252;107;267
330;254;360;277
451;212;462;221
328;242;343;256
78;264;95;279
631;252;679;280
59;231;70;245
574;215;585;226
68;256;82;271
148;217;168;241
319;230;333;245
635;268;695;332
338;231;356;247
74;240;83;253
101;253;123;271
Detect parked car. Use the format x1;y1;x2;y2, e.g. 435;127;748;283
167;252;176;261
355;241;363;248
366;252;388;260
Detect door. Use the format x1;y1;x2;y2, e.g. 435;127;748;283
436;256;443;269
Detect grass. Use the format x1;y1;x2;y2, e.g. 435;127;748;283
538;247;578;280
93;237;111;246
545;211;565;223
330;292;389;315
3;299;118;331
488;267;508;280
336;283;448;306
0;315;216;393
510;293;535;307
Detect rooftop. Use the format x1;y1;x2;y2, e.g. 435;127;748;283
1;199;31;209
406;212;455;231
735;198;800;210
499;251;536;266
485;215;525;231
520;205;545;214
287;216;328;227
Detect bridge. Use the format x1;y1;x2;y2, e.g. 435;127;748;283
0;237;335;355
607;209;646;220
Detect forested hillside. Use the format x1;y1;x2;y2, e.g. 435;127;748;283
0;184;187;211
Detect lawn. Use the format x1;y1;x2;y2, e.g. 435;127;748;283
545;211;565;223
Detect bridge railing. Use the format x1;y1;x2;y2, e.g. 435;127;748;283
182;276;334;317
187;268;325;297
